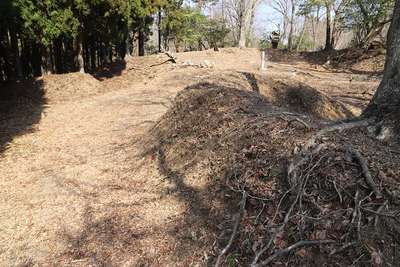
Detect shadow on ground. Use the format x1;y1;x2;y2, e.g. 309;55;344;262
139;83;281;264
53;70;365;265
264;48;386;77
91;60;127;81
0;79;45;153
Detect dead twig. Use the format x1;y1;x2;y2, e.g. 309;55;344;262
331;178;343;203
288;118;311;129
351;150;382;197
389;149;400;154
251;229;277;265
288;69;321;79
163;50;177;63
351;254;365;267
332;191;363;255
330;239;360;255
215;191;248;267
346;90;374;96
287;119;373;186
149;50;178;67
374;200;389;227
149;60;173;67
252;239;336;267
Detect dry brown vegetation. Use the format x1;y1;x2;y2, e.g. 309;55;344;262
0;47;399;266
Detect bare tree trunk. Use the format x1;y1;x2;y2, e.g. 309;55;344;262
138;27;145;56
76;25;85;73
296;19;307;51
158;12;162;52
237;0;247;49
41;43;54;75
125;31;132;58
9;21;23;79
247;0;257;46
363;0;400;136
324;0;333;51
287;0;296;50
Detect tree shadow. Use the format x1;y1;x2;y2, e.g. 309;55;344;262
262;48;386;78
333;94;372;111
90;60;127;81
347;68;384;77
55;83;276;265
0;78;46;154
135;84;285;263
240;71;260;93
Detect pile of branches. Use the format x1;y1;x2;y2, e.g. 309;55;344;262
215;125;400;266
142;73;400;266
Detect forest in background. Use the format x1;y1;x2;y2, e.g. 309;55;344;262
0;0;395;82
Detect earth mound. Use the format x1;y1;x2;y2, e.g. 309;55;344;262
141;69;400;266
38;72;104;103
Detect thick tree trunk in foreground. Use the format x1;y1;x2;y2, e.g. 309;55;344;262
362;0;400;136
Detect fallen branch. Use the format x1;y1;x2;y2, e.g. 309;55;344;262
252;239;336;267
251;229;278;265
288;69;321;79
288;118;312;130
149;50;178;67
287;119;373;186
351;150;382;197
215;191;248;267
172;59;214;68
374;200;389;227
164;50;177;63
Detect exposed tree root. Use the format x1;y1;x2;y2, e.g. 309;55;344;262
287;118;374;186
252;239;336;267
214;191;248;267
246;117;394;266
351;150;382;196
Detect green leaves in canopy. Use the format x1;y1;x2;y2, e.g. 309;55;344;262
342;0;394;29
161;7;229;48
17;0;79;45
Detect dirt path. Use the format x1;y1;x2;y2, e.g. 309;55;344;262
0;69;198;266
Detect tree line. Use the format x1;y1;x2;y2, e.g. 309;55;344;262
0;0;395;82
266;0;395;51
0;0;231;82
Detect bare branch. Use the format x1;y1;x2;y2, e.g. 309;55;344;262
288;118;312;129
351;150;382;196
252;239;336;267
215;191;248;267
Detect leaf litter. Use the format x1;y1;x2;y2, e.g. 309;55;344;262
0;48;399;266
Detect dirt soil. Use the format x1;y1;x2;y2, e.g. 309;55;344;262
1;47;399;267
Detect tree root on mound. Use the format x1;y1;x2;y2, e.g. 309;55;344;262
217;116;399;266
215;191;248;267
351;150;381;197
287;118;374;186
